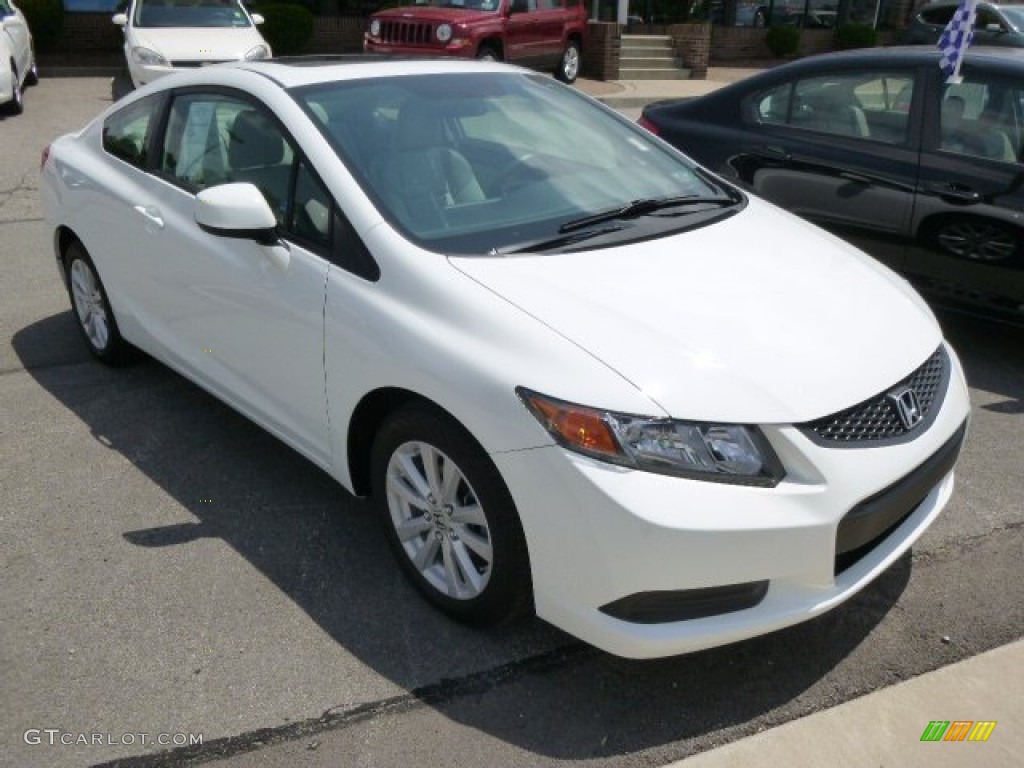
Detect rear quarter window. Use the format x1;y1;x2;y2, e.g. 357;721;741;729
102;96;160;168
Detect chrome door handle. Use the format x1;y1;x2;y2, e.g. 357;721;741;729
133;204;164;229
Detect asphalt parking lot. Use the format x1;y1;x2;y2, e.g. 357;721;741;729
1;76;1022;768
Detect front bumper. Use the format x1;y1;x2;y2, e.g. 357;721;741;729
494;345;971;659
364;39;476;58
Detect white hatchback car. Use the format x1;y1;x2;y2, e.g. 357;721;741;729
0;0;37;115
40;59;971;659
113;0;270;89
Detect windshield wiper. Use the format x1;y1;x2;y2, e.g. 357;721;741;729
493;225;623;255
558;195;735;234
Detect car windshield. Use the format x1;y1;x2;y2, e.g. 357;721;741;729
293;73;735;255
1000;6;1024;27
133;0;253;28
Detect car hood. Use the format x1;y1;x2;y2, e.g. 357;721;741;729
372;7;498;23
450;201;942;424
127;26;265;60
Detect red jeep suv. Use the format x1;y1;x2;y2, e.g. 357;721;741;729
364;0;589;83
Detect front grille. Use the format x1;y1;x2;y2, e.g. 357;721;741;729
800;346;949;446
170;60;233;68
378;20;437;46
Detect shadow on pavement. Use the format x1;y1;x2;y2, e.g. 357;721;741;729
11;309;944;761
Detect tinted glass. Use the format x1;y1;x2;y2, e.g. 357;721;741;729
940;77;1021;162
103;96;158;168
921;7;956;24
161;93;295;223
295;73;727;254
133;0;253;28
755;72;914;144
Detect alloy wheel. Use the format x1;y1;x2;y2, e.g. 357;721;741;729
70;258;111;351
384;440;493;600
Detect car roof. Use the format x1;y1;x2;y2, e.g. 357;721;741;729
715;44;1024;81
226;55;532;91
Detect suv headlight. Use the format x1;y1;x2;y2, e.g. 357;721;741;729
436;23;453;42
518;388;785;486
130;47;169;67
245;44;271;60
369;19;381;37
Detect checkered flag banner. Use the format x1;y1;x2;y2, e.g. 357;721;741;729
938;0;978;83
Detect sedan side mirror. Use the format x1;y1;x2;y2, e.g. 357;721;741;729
112;13;127;25
195;182;278;243
195;183;290;269
251;13;265;25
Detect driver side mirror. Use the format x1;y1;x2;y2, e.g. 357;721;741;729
195;182;277;243
112;13;127;26
195;183;290;270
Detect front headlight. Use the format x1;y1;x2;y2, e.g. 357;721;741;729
245;44;271;60
369;19;381;37
518;388;785;486
436;23;453;42
130;47;169;67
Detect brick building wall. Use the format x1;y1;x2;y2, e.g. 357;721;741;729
581;22;620;81
668;23;710;80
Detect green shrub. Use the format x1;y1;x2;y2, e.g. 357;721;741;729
254;3;315;56
17;0;64;52
836;23;879;50
765;24;800;58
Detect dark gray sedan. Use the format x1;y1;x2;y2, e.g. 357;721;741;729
903;1;1024;47
639;46;1024;325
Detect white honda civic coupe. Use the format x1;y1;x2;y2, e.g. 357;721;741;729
40;58;970;659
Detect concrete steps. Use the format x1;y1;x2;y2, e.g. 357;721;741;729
619;34;690;80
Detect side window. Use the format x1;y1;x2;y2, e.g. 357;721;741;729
975;9;1000;28
290;159;332;250
754;72;915;144
510;0;536;13
161;93;294;224
921;7;955;25
102;96;160;168
940;79;1020;163
753;82;793;125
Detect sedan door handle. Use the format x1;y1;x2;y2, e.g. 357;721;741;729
924;183;982;205
838;170;873;184
133;204;164;229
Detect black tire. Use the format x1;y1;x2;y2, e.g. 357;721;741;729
25;53;38;86
555;40;580;84
475;44;501;62
371;403;533;626
111;68;134;102
63;242;132;365
4;61;23;115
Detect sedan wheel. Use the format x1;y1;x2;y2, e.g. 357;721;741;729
476;45;500;62
936;218;1018;263
555;40;580;84
26;54;39;86
371;404;532;625
64;243;130;364
4;63;23;115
